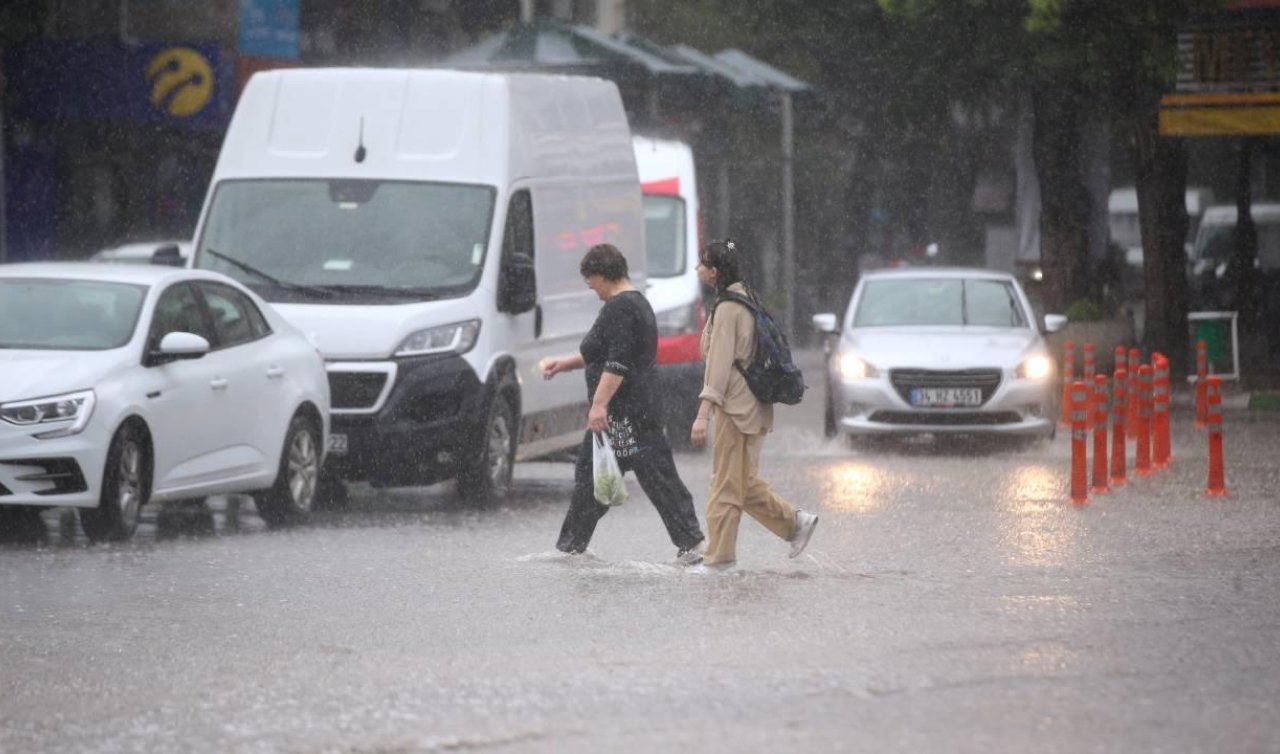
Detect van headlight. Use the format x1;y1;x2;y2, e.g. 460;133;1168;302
395;320;480;357
0;390;97;438
1016;355;1054;381
838;353;878;380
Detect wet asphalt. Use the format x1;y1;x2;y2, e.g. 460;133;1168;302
3;362;1280;753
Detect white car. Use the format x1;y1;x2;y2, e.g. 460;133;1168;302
812;267;1066;444
0;263;330;540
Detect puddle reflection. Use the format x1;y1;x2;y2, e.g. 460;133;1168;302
820;461;894;514
996;466;1081;568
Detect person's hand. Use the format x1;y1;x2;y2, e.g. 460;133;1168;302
587;404;608;433
690;416;708;447
540;357;560;380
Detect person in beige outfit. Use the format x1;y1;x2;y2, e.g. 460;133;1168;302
689;239;818;568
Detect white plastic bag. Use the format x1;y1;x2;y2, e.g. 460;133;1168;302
592;431;628;506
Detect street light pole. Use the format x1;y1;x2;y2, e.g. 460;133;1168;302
780;88;796;343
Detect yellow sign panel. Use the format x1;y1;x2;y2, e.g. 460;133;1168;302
1160;92;1280;136
146;47;214;118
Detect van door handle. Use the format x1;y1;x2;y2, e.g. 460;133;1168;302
210;378;229;391
534;304;543;339
266;366;285;379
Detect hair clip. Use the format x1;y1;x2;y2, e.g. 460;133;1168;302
725;239;736;251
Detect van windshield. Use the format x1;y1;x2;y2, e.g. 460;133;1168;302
195;180;496;304
642;195;686;278
1197;222;1280;270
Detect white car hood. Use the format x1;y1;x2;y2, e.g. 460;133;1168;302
846;328;1042;370
0;349;128;401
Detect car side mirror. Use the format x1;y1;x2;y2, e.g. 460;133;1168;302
151;243;185;267
149;332;210;365
1043;314;1068;333
499;252;537;315
811;313;839;334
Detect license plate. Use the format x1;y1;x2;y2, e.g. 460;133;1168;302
326;433;348;455
910;387;982;407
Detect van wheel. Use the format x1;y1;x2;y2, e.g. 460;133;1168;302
253;415;320;528
457;396;515;505
82;423;149;542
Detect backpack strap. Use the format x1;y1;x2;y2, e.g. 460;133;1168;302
709;290;759;326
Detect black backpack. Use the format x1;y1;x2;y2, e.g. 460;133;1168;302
712;291;806;405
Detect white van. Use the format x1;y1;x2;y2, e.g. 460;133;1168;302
632;136;704;445
191;68;645;503
1189;202;1280;308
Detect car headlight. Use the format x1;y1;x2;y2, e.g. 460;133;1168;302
0;390;97;439
395;320;480;357
838;353;878;380
1016;355;1054;380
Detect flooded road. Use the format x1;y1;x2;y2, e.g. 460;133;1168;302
4;390;1280;752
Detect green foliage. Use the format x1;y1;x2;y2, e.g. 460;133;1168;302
1065;299;1104;322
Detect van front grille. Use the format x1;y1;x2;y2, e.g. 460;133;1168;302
329;372;389;410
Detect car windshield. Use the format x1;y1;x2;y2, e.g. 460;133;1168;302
642;195;686;277
0;279;146;350
1195;222;1280;270
195;179;496;304
854;278;1027;328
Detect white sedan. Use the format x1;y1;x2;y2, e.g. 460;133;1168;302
0;263;330;541
812;267;1066;444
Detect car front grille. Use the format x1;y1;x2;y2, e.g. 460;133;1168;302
328;372;389;410
868;410;1022;426
888;368;1002;406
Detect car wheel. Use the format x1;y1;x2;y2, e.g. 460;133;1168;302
0;506;49;545
457;395;515;505
312;471;350;512
81;423;149;542
823;382;838;438
253;415;320;528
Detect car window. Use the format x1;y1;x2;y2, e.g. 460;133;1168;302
199;283;271;348
147;283;214;352
0;279;145;350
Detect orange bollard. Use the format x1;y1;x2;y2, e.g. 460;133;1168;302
1114;345;1127;382
1194;339;1208;429
1206;376;1227;497
1111;367;1127;486
1135;365;1153;476
1083;343;1096;429
1152;353;1171;469
1127;347;1141;431
1061;340;1076;426
1091;375;1109;494
1070;381;1089;504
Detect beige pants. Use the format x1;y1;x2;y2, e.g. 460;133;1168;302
703;417;798;565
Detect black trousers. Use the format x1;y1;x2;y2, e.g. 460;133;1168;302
556;430;704;554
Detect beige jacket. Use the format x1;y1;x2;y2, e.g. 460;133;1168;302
699;283;773;434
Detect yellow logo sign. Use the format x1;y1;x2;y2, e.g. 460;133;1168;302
146;47;214;117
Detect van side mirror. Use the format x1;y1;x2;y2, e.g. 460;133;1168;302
499;252;537;315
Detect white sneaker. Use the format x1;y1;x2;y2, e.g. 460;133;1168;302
788;510;819;559
675;540;706;566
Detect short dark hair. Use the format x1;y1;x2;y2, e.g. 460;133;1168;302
700;238;744;294
579;243;629;281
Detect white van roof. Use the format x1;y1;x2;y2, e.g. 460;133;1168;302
1200;203;1280;225
632;136;696;190
1107;186;1215;215
215;68;634;187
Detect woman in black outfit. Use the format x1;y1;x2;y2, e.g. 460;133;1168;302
540;244;705;563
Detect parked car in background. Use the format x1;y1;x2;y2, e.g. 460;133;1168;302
0;263;329;541
633;135;705;447
1188;203;1280;310
1107;186;1213;299
90;240;192;266
811;267;1065;446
